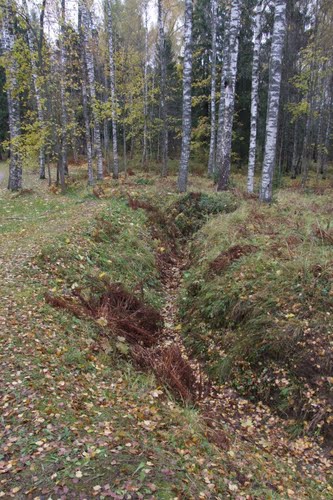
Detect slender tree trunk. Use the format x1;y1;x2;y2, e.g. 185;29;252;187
260;0;286;203
247;1;263;193
80;0;103;181
59;0;67;192
106;0;119;179
321;95;332;179
142;2;148;168
217;0;242;191
178;0;193;193
103;72;110;173
22;0;46;179
123;123;127;175
208;0;218;176
158;0;168;177
291;120;298;179
216;8;230;168
79;7;94;185
2;0;22;191
301;110;311;187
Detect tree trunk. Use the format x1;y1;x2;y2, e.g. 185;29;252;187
178;0;193;193
208;0;218;176
217;0;242;191
106;0;119;179
103;72;110;173
80;0;103;181
2;0;22;191
22;0;46;179
79;6;94;185
321;95;332;179
59;0;67;192
158;0;168;177
142;2;148;168
291;120;298;179
260;0;286;203
247;1;263;193
216;7;230;169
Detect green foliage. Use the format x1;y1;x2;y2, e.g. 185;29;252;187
38;197;163;310
170;192;238;236
180;190;333;435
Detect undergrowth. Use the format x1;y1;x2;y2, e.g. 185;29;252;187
180;189;333;442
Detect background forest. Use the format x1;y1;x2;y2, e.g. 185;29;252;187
0;0;332;199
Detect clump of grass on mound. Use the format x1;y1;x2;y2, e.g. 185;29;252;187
37;197;162;309
180;190;333;440
169;192;238;236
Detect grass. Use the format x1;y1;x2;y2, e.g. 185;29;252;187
0;162;333;497
180;188;333;440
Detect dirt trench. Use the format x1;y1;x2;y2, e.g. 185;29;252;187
149;245;333;477
46;197;333;476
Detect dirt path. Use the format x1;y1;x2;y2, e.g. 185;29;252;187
158;251;333;483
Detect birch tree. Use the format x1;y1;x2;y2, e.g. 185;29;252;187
22;0;47;179
247;0;263;193
207;0;218;176
260;0;286;203
106;0;119;179
1;0;22;191
142;0;148;167
215;7;230;170
59;0;67;191
178;0;193;193
78;5;94;185
216;0;242;191
80;0;104;181
158;0;168;176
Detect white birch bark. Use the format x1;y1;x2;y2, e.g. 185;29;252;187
215;8;230;169
59;0;67;191
217;0;241;191
78;5;94;185
178;0;193;193
106;0;119;179
260;0;286;203
142;1;148;167
247;0;263;193
208;0;218;176
1;0;22;191
158;0;168;176
80;0;104;180
22;0;46;179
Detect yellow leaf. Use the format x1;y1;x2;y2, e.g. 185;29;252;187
96;317;108;327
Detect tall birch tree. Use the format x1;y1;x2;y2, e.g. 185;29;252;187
178;0;193;193
217;0;242;191
208;0;218;176
80;0;104;181
247;0;263;193
106;0;119;179
78;5;94;185
1;0;22;191
142;1;148;167
22;0;47;180
158;0;168;176
215;6;230;170
260;0;286;203
59;0;67;191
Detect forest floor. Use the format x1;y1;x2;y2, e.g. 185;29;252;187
0;162;333;498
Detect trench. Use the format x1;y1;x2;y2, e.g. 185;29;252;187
46;194;332;474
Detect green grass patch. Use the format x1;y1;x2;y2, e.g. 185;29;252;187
180;189;333;438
